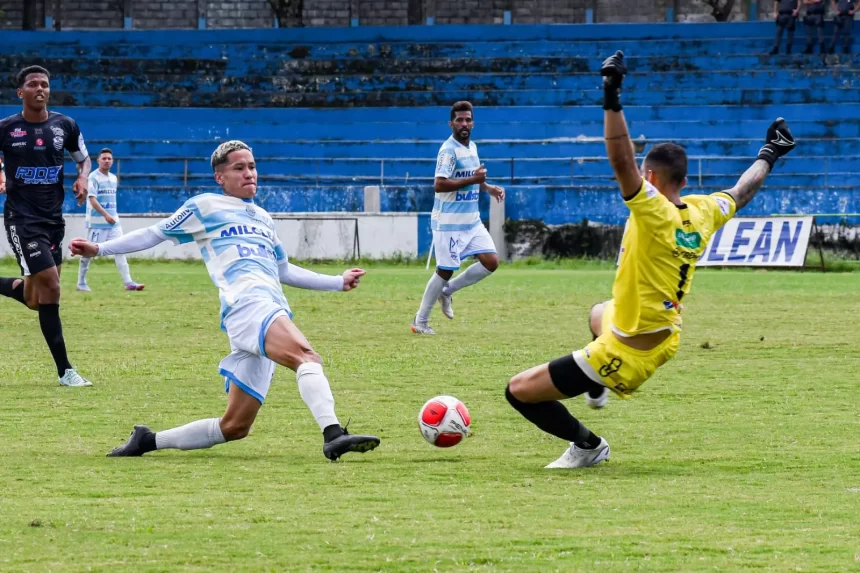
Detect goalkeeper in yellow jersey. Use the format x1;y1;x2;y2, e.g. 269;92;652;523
505;51;797;469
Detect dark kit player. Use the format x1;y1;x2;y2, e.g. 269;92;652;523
0;66;93;387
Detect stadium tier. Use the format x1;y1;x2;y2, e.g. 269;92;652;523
1;22;858;225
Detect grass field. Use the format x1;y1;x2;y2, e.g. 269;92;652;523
0;260;858;572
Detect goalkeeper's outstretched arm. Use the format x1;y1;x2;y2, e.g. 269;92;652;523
725;118;796;210
601;51;641;199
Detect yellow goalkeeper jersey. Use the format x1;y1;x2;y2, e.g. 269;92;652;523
612;178;737;337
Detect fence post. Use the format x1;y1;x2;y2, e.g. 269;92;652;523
364;186;381;213
490;197;507;261
698;157;702;188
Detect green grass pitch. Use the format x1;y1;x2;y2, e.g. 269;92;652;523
0;261;858;572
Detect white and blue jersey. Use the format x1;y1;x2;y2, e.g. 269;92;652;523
432;136;481;232
154;193;290;327
86;170;119;229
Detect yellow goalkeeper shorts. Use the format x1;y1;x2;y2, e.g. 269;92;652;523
573;300;680;397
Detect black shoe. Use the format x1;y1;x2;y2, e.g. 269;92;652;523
322;426;380;461
803;46;813;54
769;46;779;55
107;425;156;457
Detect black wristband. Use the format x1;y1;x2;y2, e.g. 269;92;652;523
603;84;622;112
756;144;779;169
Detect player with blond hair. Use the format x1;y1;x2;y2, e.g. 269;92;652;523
71;140;381;461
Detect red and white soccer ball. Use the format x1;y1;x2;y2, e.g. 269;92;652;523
418;395;471;447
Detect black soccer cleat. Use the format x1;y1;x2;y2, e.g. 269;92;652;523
322;426;380;462
107;425;156;457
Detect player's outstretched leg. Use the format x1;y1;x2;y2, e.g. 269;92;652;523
264;315;380;461
107;383;260;456
506;356;609;469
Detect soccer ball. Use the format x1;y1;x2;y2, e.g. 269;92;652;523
418;395;471;447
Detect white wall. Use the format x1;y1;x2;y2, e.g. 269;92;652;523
0;213;419;261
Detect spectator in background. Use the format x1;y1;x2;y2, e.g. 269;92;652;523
803;0;827;53
771;0;801;54
830;0;855;53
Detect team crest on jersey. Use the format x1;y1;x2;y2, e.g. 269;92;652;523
245;205;256;217
675;229;702;249
10;129;26;138
51;126;65;151
437;151;455;173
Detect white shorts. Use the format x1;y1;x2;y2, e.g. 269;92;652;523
87;224;123;244
433;224;496;271
218;297;292;404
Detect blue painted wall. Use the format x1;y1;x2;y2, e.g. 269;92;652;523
1;22;858;227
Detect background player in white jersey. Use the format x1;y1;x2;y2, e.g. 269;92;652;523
77;148;144;292
70;141;380;461
411;101;505;335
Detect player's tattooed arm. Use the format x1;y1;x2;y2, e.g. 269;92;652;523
725;159;771;210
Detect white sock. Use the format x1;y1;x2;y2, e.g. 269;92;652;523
416;273;448;323
78;257;91;285
155;418;225;450
115;254;133;284
296;362;339;431
442;262;494;296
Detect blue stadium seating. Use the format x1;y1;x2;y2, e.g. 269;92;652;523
0;22;858;225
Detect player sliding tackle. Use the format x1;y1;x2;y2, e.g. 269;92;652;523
505;51;796;468
70;141;381;461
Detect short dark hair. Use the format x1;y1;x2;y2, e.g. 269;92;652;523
17;66;50;88
644;143;688;185
98;148;113;157
450;101;473;121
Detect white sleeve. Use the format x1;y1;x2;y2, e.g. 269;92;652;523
97;226;165;256
87;175;96;195
277;260;344;291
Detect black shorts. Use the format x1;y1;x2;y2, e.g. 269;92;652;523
4;221;64;276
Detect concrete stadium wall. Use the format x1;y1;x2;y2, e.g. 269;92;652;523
0;214;429;260
0;0;791;29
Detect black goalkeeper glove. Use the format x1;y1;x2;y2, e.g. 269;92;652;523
601;50;627;112
756;117;796;169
